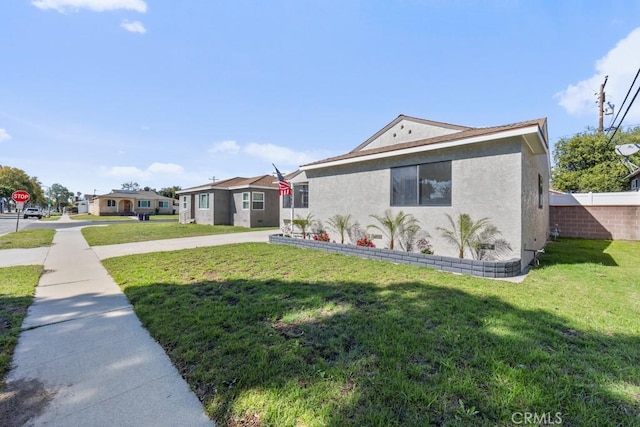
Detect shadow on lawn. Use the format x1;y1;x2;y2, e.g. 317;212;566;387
124;278;640;427
539;238;617;267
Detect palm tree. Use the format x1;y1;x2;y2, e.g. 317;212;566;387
292;213;315;239
368;209;419;250
437;213;491;259
326;214;353;244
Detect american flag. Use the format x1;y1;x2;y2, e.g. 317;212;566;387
273;164;292;196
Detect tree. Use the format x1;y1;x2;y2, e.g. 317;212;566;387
49;183;73;212
437;213;492;259
552;127;640;192
326;214;353;244
122;181;140;191
368;209;420;250
0;165;44;211
159;186;182;199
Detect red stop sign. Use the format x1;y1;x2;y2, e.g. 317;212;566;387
12;190;30;202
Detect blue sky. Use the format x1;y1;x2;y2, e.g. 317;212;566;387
1;0;640;196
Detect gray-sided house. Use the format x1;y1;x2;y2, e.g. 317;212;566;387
89;190;176;216
177;175;280;227
280;115;550;270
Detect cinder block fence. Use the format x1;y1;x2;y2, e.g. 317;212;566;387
269;234;522;278
549;192;640;240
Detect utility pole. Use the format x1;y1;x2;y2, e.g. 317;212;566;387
598;75;608;132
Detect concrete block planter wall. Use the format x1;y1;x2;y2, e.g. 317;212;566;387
269;234;522;278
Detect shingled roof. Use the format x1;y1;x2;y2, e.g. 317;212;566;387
302;117;547;169
178;175;278;193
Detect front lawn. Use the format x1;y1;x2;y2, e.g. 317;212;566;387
0;229;55;250
82;223;276;246
102;238;640;426
0;266;42;385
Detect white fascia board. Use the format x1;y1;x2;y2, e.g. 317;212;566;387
301;125;543;171
227;185;278;191
176;185;214;194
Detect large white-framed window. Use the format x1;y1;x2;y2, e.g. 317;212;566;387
391;161;452;206
242;192;250;210
199;193;209;209
107;199;116;207
252;192;265;210
282;183;309;208
137;200;151;208
158;201;169;208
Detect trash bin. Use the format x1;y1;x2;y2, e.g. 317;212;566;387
144;213;150;221
138;213;143;221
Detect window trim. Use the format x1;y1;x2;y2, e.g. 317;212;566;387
251;192;265;210
106;199;116;207
158;201;169;208
137;200;151;208
242;192;250;210
198;193;210;210
182;195;187;209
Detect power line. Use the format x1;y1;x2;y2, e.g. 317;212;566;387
607;81;640;145
609;67;640;131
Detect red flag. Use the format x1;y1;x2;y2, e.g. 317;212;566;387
273;164;292;196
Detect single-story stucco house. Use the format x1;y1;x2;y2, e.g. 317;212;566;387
280;114;550;270
89;190;176;216
177;175;280;227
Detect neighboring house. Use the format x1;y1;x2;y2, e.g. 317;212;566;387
281;114;550;269
89;190;175;216
627;168;640;191
177;175;280;228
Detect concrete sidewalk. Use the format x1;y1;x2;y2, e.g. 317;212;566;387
4;225;215;426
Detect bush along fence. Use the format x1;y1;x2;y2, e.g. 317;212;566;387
269;234;522;278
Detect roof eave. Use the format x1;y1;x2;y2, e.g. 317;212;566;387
301;125;545;171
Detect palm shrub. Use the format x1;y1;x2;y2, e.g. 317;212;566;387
292;213;315;239
368;209;420;250
437;213;503;259
326;214;353;244
470;224;512;260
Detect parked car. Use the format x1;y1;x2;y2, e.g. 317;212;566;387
23;208;43;219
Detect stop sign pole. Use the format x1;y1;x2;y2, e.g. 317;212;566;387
12;190;30;232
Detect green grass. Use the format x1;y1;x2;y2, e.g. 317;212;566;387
0;266;42;386
102;238;640;426
82;222;277;246
0;229;55;250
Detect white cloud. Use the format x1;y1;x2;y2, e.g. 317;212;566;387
104;163;184;178
121;19;146;34
208;140;240;155
32;0;147;13
556;27;640;124
147;162;184;174
0;128;11;142
244;142;316;166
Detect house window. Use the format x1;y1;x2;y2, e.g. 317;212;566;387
252;192;264;210
632;178;638;191
282;183;309;209
242;192;250;210
107;199;116;207
182;196;187;209
391;161;451;206
538;174;544;208
199;194;209;209
137;200;151;208
158;201;169;208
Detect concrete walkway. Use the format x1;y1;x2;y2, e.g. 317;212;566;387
1;217;278;426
